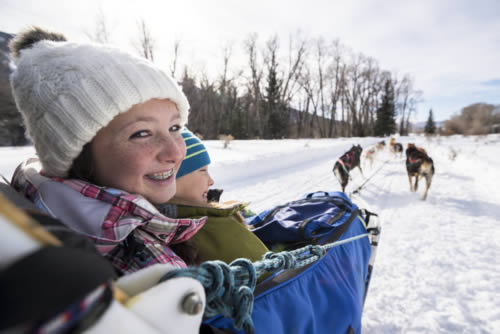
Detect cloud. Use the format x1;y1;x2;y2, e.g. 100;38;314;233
481;79;500;86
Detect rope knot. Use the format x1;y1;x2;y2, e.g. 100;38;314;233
309;245;326;258
198;261;227;301
230;258;257;290
263;251;297;269
232;286;255;332
200;261;234;318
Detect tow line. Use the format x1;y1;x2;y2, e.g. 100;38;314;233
350;160;390;197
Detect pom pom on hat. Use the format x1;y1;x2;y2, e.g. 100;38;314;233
9;26;67;61
9;26;190;177
176;129;211;179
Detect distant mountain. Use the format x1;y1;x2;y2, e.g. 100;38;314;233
411;120;445;131
0;31;27;146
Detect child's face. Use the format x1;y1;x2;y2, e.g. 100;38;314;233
91;99;186;205
174;166;215;206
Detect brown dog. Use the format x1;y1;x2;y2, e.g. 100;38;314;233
406;143;435;200
389;138;403;157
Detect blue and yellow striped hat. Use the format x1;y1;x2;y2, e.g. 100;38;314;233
176;129;211;179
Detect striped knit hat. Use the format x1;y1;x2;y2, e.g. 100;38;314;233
176;129;211;179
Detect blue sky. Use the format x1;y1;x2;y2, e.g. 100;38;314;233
1;0;499;122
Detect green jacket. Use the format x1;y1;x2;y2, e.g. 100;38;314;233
176;202;269;264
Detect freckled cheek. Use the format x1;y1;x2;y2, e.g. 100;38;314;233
112;148;152;179
170;137;186;170
176;137;187;158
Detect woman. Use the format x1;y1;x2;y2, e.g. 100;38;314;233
9;26;205;275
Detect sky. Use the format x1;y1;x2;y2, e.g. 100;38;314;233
1;0;499;122
2;134;500;332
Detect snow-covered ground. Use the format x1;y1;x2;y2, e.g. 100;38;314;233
1;134;499;333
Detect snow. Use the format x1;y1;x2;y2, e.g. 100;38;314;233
0;145;36;180
1;134;499;333
8;59;16;71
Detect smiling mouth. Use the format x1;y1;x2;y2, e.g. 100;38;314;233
146;169;174;181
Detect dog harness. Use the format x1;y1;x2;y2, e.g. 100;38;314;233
339;151;355;169
337;159;351;176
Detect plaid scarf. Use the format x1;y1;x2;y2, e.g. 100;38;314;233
12;158;206;275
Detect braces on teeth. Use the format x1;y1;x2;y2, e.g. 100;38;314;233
147;170;173;180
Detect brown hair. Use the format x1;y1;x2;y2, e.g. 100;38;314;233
67;143;96;182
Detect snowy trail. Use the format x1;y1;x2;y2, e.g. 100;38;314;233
209;138;370;212
215;136;500;334
344;140;499;334
209;137;380;212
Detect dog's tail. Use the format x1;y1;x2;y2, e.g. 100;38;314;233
333;162;348;190
420;160;434;201
333;164;342;180
420;160;434;176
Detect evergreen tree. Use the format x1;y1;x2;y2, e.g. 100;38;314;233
0;103;27;146
424;109;436;135
264;55;285;139
374;79;396;136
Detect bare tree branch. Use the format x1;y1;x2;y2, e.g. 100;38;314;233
86;8;112;44
170;39;181;78
135;19;155;61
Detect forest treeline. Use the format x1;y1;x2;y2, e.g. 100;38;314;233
442;103;500;135
123;19;422;139
176;34;421;139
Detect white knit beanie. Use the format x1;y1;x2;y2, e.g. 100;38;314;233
9;26;190;177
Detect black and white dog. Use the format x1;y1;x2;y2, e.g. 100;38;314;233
333;145;363;192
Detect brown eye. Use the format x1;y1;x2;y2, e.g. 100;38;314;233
169;125;181;132
129;130;151;139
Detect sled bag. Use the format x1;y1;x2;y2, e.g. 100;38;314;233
247;191;354;247
205;194;371;334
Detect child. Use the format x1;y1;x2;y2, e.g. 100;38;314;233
9;27;205;275
168;130;269;264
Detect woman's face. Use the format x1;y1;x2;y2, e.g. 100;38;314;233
91;99;185;205
174;166;215;206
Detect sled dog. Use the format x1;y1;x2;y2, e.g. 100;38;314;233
405;143;435;200
376;140;386;151
363;146;377;169
389;138;403;157
333;145;363;192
